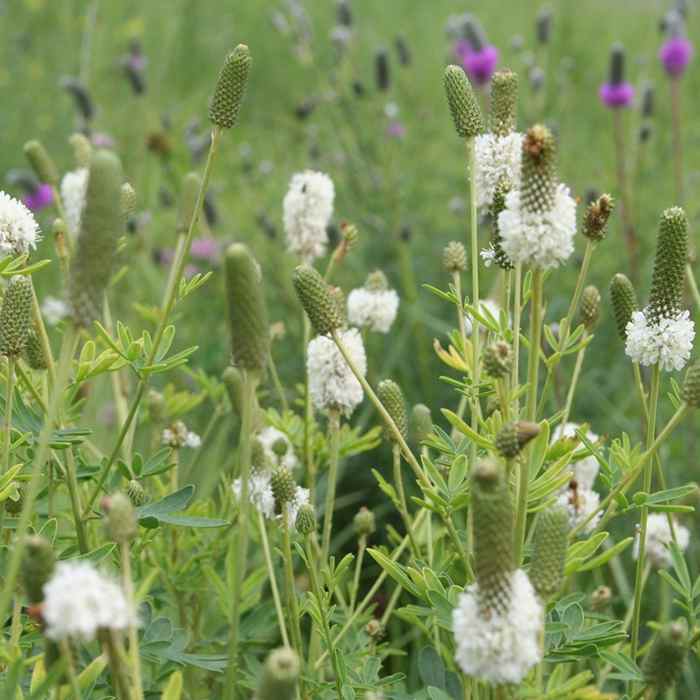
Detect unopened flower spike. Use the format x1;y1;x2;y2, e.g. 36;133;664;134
582;193;614;242
120;182;136;220
444;65;484;139
483;179;514;269
483;340;512;379
536;6;552;45
295;503;316;536
495;420;540;458
102;492;137;544
255;647;300;700
375;48;390;91
443;241;467;274
529;505;569;600
376;379;408;442
69;133;92;168
24;140;59;187
579;285;601;331
209;44;252;130
354;506;376;538
410;403;433;443
0;275;33;357
20;535;55;605
293;265;342;336
225;243;270;373
23;327;48;370
69;150;124;327
643;619;688;694
609;273;637;340
490;69;518;137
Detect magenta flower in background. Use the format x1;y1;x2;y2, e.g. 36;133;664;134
92;132;115;148
23;183;54;212
660;36;693;77
455;40;499;86
599;43;634;109
190;236;221;262
387;121;406;139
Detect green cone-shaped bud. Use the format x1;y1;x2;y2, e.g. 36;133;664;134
295;503;316;536
483;340;512;379
69;133;92;168
102;492;137;543
376;379;408;443
609;273;637;340
293;265;342;336
472;458;514;614
682;360;700;408
69;150;124;327
582;194;614;242
521;124;557;215
270;466;296;511
20;535;55;605
489;179;515;270
648;207;688;323
24;139;59;186
23;328;48;370
120;183;136;219
210;44;252;130
495;421;541;458
579;285;601;331
255;647;300;700
491;69;518;137
444;65;484;138
443;241;467;274
365;270;388;291
177;172;202;236
353;506;376;538
127;479;147;507
0;276;33;357
410;403;433;443
643;619;688;693
225;243;270;372
340;221;359;251
529;505;569;600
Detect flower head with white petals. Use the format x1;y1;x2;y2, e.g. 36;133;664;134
633;513;690;569
474;132;523;211
552;422;600;490
347;272;399;333
556;484;601;534
453;569;542;684
161;421;201;449
257;426;299;472
60;168;89;238
498;183;576;269
42;562;135;641
625;309;695;372
41;296;70;326
465;299;506;336
307;327;366;417
0;191;41;257
283;170;335;263
232;472;276;519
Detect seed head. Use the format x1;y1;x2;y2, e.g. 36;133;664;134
69;133;92;168
376;379;408;443
0;275;33;357
490;69;518;137
443;241;467;273
529;505;569;600
23;328;48;370
682;360;700;408
256;647;300;700
582;194;614;242
579;285;601;331
495;421;541;458
127;479;147;507
444;65;484;139
270;466;296;511
643;619;688;693
210;45;252;129
102;492;138;543
520;124;557;214
295;503;316;536
293;265;342;336
120;183;136;220
483;340;512;379
353;506;376;538
489;179;515;270
609;273;637;340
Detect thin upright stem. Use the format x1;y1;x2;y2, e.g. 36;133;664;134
392;444;418;556
560;240;594;345
670;76;683;205
321;409;341;563
258;511;290;647
511;264;522;417
350;536;366;611
59;639;83;700
2;356;16;474
561;331;588;426
120;541;144;700
64;449;88;553
281;517;305;699
30;281;56;389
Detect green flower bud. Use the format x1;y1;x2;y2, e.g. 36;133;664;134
443;241;467;274
609;273;637;340
102;492;137;543
340;221;359;251
365;270;389;291
682;360;700;408
255;647;300;700
521;124;557;215
120;182;137;220
483;340;512;379
225;243;270;372
529;505;569;600
579;285;601;331
210;44;252;130
643;619;688;693
20;535;55;605
495;421;541;458
293;265;342;336
0;276;33;357
23;328;48;370
295;503;316;536
472;458;514;614
24;139;59;186
127;479;147;507
270;467;296;511
4;486;23;514
376;379;408;443
353;506;376;538
582;194;614;242
410;403;433;443
69;133;92;168
177;172;202;236
69;150;124;327
146;389;165;423
648;207;688;323
491;69;518;137
444;65;484;139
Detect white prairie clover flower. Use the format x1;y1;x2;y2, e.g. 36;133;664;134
625;310;695;372
42;562;135;641
551;422;600;489
0;190;41;257
283;170;334;263
257;426;299;472
556;483;601;534
41;296;70;326
633;513;690;569
474;132;523;210
284;486;310;529
464;299;505;336
498;183;576;269
307;327;366;417
347;271;399;333
60;168;88;238
453;569;542;684
161;421;201;449
232;472;276;519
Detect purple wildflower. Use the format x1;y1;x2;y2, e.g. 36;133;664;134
387;121;406;139
190;237;221;262
660;36;693;77
600;43;634;109
91;132;115;149
23;183;54;212
455;40;499;86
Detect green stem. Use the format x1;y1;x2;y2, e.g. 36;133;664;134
670;76;683;205
303;314;315;498
224;371;258;700
30;281;56;389
64;448;88;553
3;355;16;474
120;540;144;700
101;630;131;700
515;268;543;564
561;331;588;426
630;364;660;663
59;639;83;700
268;349;289;413
467;138;481;436
559;240;594;346
633;362;650;425
613;108;638;279
15;361;47;413
321;409;341;563
281;517;305;700
258;511;290;647
392;444;419;557
511;264;522;417
349;536;366;612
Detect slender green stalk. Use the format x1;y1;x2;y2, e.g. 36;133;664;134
101;630;131;700
630;364;660;663
2;356;16;473
321;409;341;562
120;541;144;700
379;583;403;627
63;449;88;553
349;535;366;611
15;361;46;412
303;314;316;497
281;517;305;700
613;109;638;279
560;240;594;345
258;511;290;647
633;362;650;425
268;350;289;413
392;444;418;556
224;371;259;700
59;639;83;700
30;281;56;389
511;264;522;417
670;76;683;205
515;268;543;564
561;331;588;426
103;299;131;459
